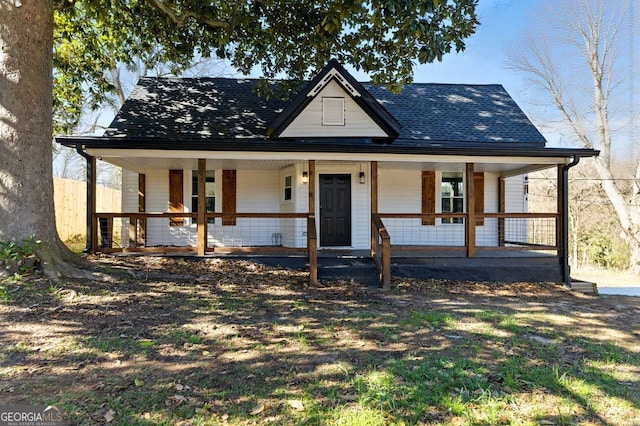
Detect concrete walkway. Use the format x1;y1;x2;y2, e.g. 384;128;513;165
573;269;640;297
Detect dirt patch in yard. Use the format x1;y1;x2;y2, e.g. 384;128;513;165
1;256;638;425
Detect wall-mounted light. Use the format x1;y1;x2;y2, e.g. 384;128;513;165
359;171;366;184
302;171;309;184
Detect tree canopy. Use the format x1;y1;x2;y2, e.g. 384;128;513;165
53;0;478;133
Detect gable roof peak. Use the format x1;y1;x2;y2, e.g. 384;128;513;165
267;59;401;140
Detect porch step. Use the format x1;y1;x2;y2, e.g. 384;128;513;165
570;280;598;295
318;256;380;287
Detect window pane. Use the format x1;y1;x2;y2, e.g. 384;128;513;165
192;170;216;219
441;172;463;224
205;182;216;197
284;175;292;200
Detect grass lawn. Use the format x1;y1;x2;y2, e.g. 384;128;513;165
1;256;638;425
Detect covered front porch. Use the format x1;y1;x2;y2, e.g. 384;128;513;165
81;152;573;288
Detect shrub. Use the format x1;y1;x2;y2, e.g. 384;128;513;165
0;236;42;279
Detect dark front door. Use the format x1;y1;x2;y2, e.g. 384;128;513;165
320;174;352;247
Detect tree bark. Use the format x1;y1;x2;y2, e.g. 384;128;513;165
0;0;88;278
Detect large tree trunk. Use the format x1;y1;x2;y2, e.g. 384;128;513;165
0;1;87;278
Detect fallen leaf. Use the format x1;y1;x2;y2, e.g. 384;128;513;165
175;383;184;391
142;412;151;419
287;399;305;411
341;394;359;401
134;378;145;387
249;404;265;415
165;395;186;408
104;409;115;423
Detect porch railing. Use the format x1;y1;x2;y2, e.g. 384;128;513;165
93;212;317;283
308;216;317;285
376;213;560;253
371;212;560;287
371;214;391;289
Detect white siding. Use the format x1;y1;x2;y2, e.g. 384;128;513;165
118;165;530;250
143;169;193;246
476;172;499;247
505;175;527;212
125;168;307;248
121;169;138;213
278;165;307;248
280;80;388;138
503;174;528;244
378;168;503;247
208;170;288;248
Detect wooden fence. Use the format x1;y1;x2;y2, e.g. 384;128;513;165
54;177;121;241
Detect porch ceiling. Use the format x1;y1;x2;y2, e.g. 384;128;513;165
99;157;299;173
376;161;555;174
101;155;556;176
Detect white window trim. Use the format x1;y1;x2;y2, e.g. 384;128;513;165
188;169;217;226
437;171;465;226
282;174;294;203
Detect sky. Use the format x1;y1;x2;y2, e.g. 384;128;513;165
351;0;538;89
344;0;637;153
343;0;563;146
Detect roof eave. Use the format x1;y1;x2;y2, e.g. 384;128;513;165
56;135;599;159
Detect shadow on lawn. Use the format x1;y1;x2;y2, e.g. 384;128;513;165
0;258;638;425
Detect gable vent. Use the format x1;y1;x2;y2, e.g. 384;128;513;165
322;97;345;126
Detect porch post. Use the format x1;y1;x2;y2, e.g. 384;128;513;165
498;176;505;246
196;159;207;255
557;164;564;263
89;156;97;253
371;161;378;258
308;160;315;215
465;163;476;257
308;160;317;285
559;157;581;286
138;174;146;246
371;161;378;214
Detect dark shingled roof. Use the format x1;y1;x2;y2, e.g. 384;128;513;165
105;76;547;147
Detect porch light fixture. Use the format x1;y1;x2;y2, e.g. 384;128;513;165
359;171;366;184
302;171;309;184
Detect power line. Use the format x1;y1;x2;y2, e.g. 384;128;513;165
528;177;639;181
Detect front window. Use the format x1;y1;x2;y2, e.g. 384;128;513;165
192;170;216;223
283;175;292;201
441;172;464;224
